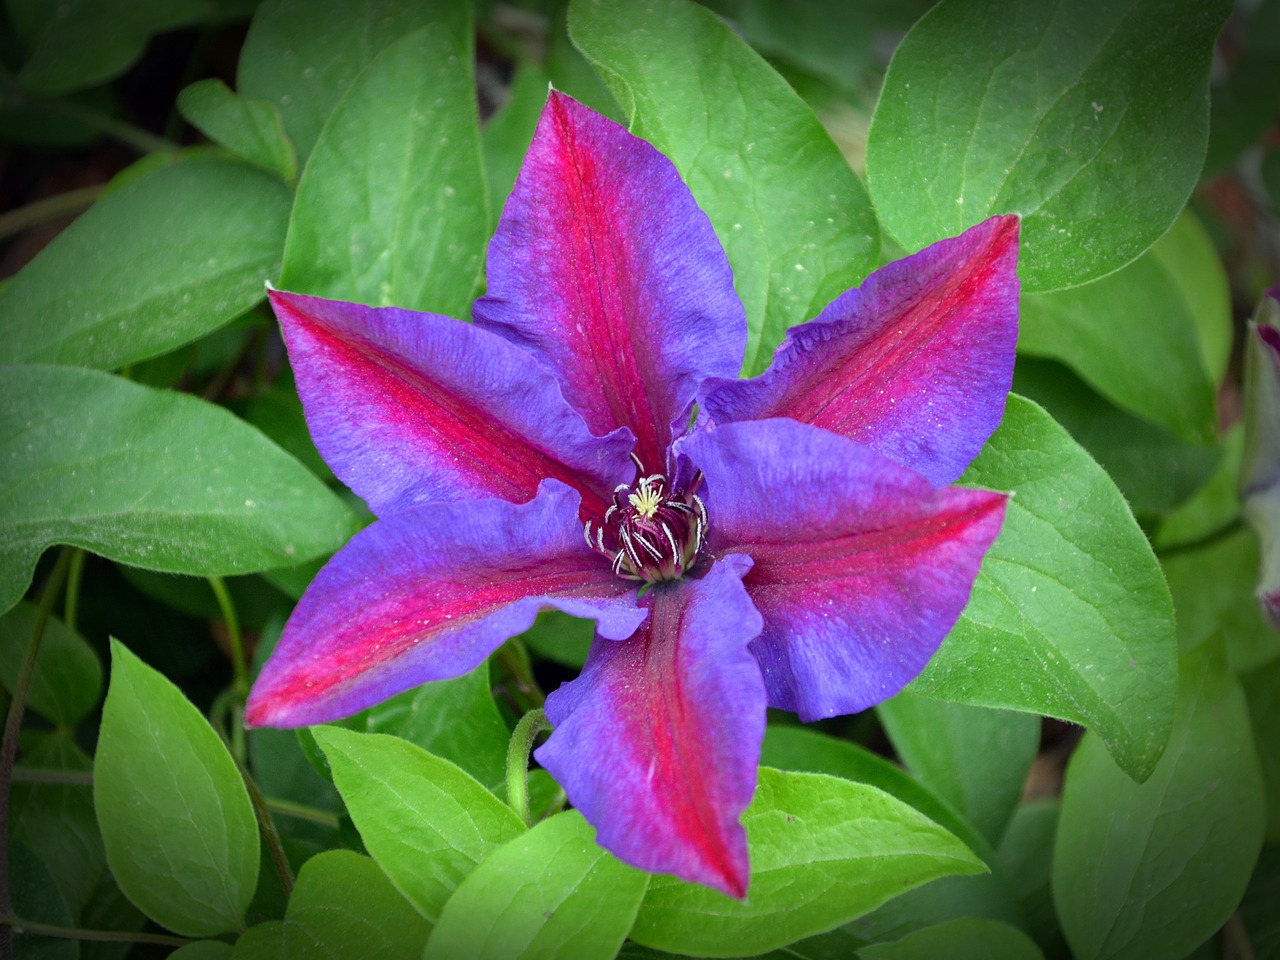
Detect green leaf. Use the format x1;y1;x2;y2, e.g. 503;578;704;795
759;724;983;856
1204;0;1280;177
866;0;1230;292
1019;232;1217;443
339;661;509;792
11;730;104;919
9;840;78;960
482;60;551;219
1150;211;1233;385
1241;661;1280;843
282;851;431;959
177;79;298;184
569;0;879;375
1163;526;1280;672
230;922;284;960
95;640;259;937
0;602;101;725
0;365;354;615
1155;425;1243;549
1239;844;1280;960
167;943;233;960
0;156;290;370
427;811;648;959
16;0;209;95
630;767;985;957
280;21;487;317
915;395;1177;781
237;0;469;163
877;693;1039;845
996;801;1068;959
1013;357;1219;518
519;610;594;670
313;726;526;924
859;919;1044;960
1053;639;1266;960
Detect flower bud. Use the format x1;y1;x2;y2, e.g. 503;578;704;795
1240;285;1280;628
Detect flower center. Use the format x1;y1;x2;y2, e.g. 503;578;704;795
585;456;707;584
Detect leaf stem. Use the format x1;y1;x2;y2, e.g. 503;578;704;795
207;576;247;697
0;916;192;948
0;549;72;960
264;796;341;829
506;708;552;827
0;186;103;242
62;549;85;634
233;753;294;898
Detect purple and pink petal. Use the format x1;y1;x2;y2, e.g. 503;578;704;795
246;481;646;728
536;555;765;898
474;91;746;472
272;289;635;519
682;419;1006;721
702;216;1019;487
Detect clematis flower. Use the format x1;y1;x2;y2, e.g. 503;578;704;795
1240;285;1280;629
245;91;1018;897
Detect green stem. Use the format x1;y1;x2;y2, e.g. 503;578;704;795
0;916;192;948
0;550;72;960
62;549;85;634
233;754;294;898
207;576;247;696
264;797;341;829
10;767;92;786
0;187;103;243
506;708;552;827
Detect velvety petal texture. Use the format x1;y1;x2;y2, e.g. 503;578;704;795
272;289;635;519
683;420;1007;721
473;91;746;472
536;556;766;898
701;216;1019;486
246;482;645;728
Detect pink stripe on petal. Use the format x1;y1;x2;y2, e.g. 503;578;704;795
475;92;745;471
246;482;644;728
273;290;634;520
683;420;1006;721
703;216;1019;486
536;555;765;897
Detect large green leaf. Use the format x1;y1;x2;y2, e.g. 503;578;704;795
759;724;983;856
866;0;1230;292
877;693;1039;846
482;60;551;220
15;0;209;94
0;156;290;371
282;851;431;959
1019;228;1217;443
9;840;78;960
427;811;648;960
95;641;259;937
630;768;984;957
569;0;879;375
1053;639;1265;960
996;801;1068;959
859;918;1044;960
914;395;1177;781
0;602;101;725
313;726;525;924
1150;211;1233;384
0;365;354;615
280;21;487;317
237;0;468;163
339;661;510;792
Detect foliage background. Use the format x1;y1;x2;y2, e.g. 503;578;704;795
0;0;1276;958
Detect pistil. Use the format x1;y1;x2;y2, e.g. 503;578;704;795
585;458;707;583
